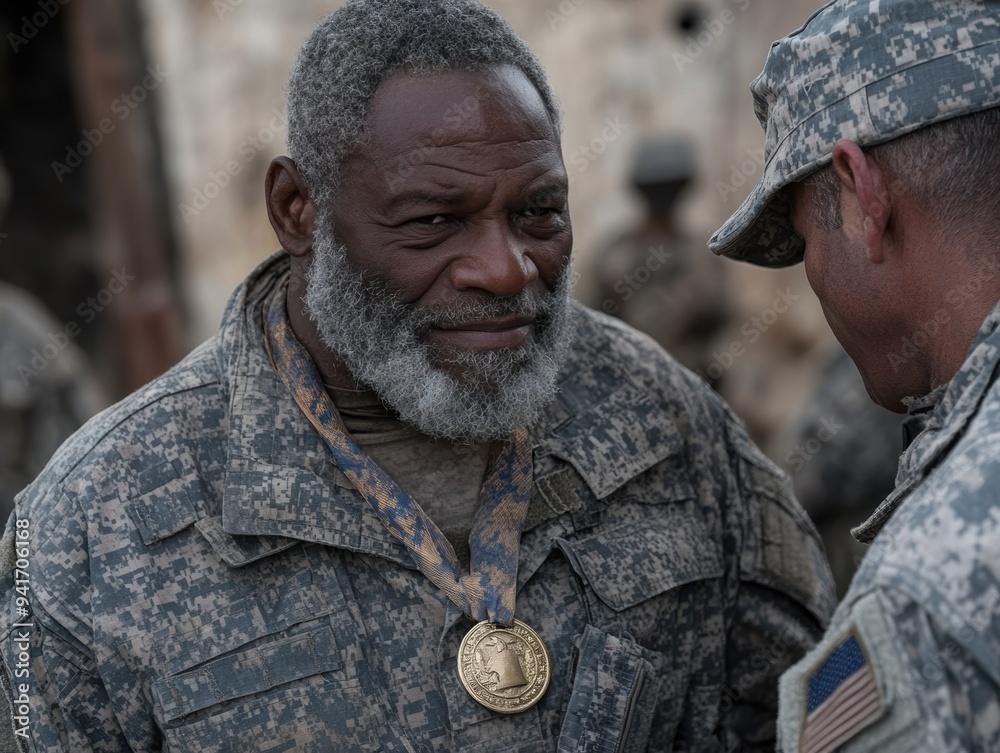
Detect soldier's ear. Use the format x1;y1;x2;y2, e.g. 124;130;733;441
266;157;316;258
831;140;892;264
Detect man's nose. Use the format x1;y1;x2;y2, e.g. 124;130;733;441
447;223;540;297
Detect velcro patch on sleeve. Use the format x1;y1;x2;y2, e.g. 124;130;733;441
778;592;924;753
801;633;883;753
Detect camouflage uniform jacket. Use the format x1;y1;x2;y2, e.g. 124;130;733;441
778;301;1000;752
0;253;834;752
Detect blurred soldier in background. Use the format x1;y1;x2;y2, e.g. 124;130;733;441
711;0;1000;749
588;136;730;381
775;346;902;597
0;0;105;357
0;156;106;523
0;0;186;398
0;281;107;522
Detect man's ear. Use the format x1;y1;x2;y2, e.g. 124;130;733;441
265;157;316;258
831;139;892;264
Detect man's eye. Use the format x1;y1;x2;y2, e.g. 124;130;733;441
414;214;449;225
523;207;558;219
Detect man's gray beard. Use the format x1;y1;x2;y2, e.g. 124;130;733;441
302;216;576;444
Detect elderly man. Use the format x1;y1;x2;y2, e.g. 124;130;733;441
710;1;1000;750
0;1;834;750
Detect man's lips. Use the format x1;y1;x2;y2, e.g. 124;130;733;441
428;315;535;350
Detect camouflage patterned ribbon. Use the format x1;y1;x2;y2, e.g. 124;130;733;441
264;291;533;625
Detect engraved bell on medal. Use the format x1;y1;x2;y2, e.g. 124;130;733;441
479;634;529;691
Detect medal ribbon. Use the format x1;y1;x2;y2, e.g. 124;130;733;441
264;291;533;625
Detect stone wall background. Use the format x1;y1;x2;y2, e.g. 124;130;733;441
141;0;839;453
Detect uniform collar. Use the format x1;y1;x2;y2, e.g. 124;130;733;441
209;252;416;568
852;298;1000;543
206;253;688;576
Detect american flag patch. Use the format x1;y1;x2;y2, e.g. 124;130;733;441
800;633;883;753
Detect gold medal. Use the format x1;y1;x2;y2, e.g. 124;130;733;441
457;619;550;714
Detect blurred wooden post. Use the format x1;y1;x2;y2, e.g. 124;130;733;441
64;0;185;394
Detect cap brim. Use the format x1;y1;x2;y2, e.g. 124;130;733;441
708;169;803;268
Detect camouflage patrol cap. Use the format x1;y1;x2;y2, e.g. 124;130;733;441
709;0;1000;267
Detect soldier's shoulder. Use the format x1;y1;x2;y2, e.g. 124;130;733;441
560;306;835;622
536;304;743;492
860;411;1000;634
884;402;1000;557
567;302;726;415
16;337;226;517
554;302;789;478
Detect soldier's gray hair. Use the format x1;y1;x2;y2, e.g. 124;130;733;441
804;107;1000;240
286;0;561;210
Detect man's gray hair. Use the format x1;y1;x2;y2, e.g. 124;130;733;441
286;0;561;210
804;107;1000;243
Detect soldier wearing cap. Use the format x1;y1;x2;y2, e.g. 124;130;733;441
588;135;731;382
0;1;835;750
710;0;1000;750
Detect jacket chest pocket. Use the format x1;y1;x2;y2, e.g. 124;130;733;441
152;626;342;723
556;504;725;751
148;547;402;752
557;626;663;753
558;504;723;636
153;616;417;753
153;622;368;752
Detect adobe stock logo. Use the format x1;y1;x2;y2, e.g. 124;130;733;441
887;256;1000;372
7;0;70;54
51;66;170;183
214;0;244;19
784;417;844;474
672;0;753;72
17;269;135;385
567;116;630;175
546;0;588;30
716;149;765;201
382;91;483;192
601;245;673;316
179;109;286;224
697;287;800;382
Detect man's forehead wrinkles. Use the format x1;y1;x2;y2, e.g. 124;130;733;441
384;188;468;213
378;151;562;183
410;161;497;180
374;137;557;163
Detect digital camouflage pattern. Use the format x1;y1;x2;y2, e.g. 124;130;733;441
779;302;1000;752
709;0;1000;267
0;254;835;752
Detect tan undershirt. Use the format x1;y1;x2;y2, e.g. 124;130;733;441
326;386;491;558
